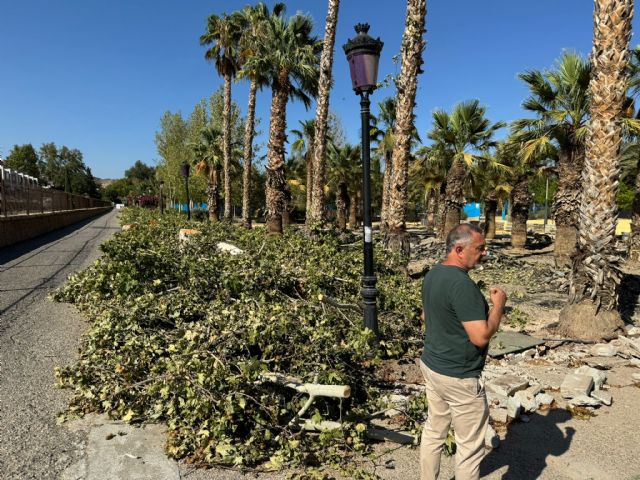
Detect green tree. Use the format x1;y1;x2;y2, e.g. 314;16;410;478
242;7;321;234
428;100;505;236
512;52;591;266
308;0;341;227
559;0;633;340
201;10;243;221
386;0;427;252
236;2;279;228
5;144;40;179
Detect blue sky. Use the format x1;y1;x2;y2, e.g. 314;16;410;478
1;0;639;179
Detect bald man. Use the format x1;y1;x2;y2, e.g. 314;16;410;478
419;223;507;480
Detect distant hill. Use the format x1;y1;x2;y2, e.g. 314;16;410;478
96;178;117;187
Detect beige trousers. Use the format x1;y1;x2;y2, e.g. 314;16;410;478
419;360;489;480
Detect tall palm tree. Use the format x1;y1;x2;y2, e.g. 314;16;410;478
291;119;317;216
386;0;427;252
236;3;280;229
191;127;223;222
243;8;321;234
558;0;633;341
327;143;361;231
307;0;340;228
201;12;242;221
512;52;591;266
428;100;505;236
370;97;397;232
410;145;448;234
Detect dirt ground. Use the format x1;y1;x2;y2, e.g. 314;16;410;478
186;233;640;480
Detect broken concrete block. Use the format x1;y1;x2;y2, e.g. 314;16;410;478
507;396;522;419
535;393;555;407
630;358;640;368
568;395;601;407
590;343;618;357
561;374;594;399
489;408;508;424
575;366;607;391
513;390;537;413
524;384;542;397
486;375;529;397
591;390;612;406
632;373;640;381
485;425;500;449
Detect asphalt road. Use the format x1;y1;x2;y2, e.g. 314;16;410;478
0;210;119;480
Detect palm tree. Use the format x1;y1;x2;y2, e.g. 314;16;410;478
236;3;282;229
512;52;590;266
386;0;427;252
327;143;361;231
201;11;242;221
308;0;341;228
410;145;448;234
428;100;505;236
191;127;223;222
291;119;317;216
370;97;397;232
558;0;633;341
243;8;321;234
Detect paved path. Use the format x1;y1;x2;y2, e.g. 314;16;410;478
0;211;120;479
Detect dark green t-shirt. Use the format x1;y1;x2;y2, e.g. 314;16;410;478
421;263;489;378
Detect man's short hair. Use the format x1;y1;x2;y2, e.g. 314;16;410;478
445;223;483;253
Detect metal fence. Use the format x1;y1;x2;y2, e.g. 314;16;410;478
0;166;111;216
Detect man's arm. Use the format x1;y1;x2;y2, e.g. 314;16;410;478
462;287;507;348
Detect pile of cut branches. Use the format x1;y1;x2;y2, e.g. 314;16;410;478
53;208;423;473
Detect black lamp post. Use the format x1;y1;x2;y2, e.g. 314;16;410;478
159;180;165;215
180;162;191;220
343;23;383;339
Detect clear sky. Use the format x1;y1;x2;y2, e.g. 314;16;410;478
2;0;639;180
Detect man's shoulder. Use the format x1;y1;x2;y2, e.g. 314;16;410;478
426;264;470;282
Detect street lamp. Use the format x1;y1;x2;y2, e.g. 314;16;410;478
180;162;191;220
159;180;165;215
344;23;383;339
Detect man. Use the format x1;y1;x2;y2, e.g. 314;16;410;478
419;223;507;480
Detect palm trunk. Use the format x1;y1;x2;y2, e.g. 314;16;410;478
266;74;290;234
425;186;437;233
208;169;221;222
348;188;358;229
223;73;233;221
510;175;530;249
380;151;392;232
386;0;426;254
305;150;314;217
336;180;348;231
443;159;466;236
309;0;340;227
436;181;447;239
484;191;498;240
242;79;258;229
559;0;632;341
553;145;585;266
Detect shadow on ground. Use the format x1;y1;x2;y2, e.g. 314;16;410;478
481;409;574;480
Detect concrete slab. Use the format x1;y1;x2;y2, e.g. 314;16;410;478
561;374;594;399
64;419;180;480
486;374;529;397
489;331;545;357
